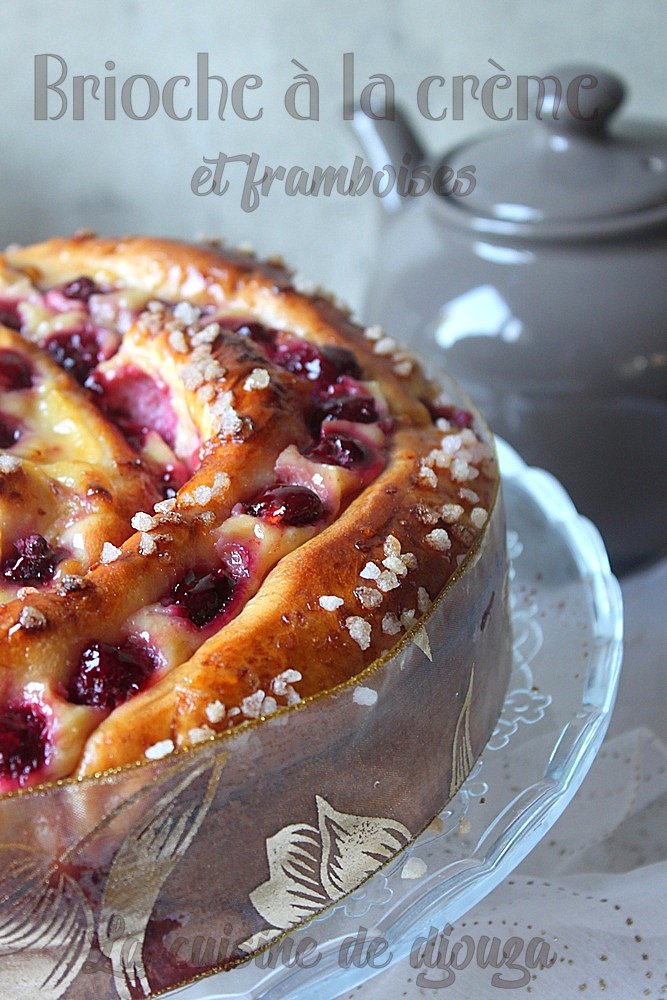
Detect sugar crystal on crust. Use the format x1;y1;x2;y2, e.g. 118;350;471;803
373;336;397;356
441;433;463;455
319;595;344;611
101;542;122;564
0;455;21;473
244;367;270;391
364;324;383;341
155;511;185;526
292;274;317;295
203;358;225;382
213;471;230;494
168;328;189;354
382;612;401;635
425;529;452;552
197;383;216;403
413;503;439;525
55;575;88;596
441;503;464;523
19;606;47;631
205;700;226;723
173;301;201;326
272;669;303;697
138;532;157;555
145;739;174;760
400;608;416;629
417;586;432;614
285;686;301;705
131;511;156;532
192;485;213;506
376;569;400;592
345;616;372;650
417;465;438;490
241;690;266;718
191;322;220;347
382;554;408;576
383;535;401;558
211;390;243;437
154;497;177;514
393;357;414;377
188;725;215;744
354;586;383;609
277;668;302;684
181;362;205;391
193;511;215;525
470;507;488;528
451;457;479;482
424;448;451;470
261;695;278;715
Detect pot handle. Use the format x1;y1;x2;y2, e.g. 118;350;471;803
537;64;625;136
350;106;428;213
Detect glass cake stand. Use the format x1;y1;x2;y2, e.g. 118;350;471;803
172;439;624;1000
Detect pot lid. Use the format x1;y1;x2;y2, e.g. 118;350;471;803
439;65;667;240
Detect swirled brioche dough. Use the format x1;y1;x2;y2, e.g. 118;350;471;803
0;235;498;788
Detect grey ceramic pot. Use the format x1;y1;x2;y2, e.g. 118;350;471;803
354;66;667;572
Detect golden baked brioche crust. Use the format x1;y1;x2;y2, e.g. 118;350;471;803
0;235;497;786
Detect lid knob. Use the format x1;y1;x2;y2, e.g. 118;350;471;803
435;61;667;238
536;64;625;135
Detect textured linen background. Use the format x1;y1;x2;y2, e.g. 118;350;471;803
1;2;665;997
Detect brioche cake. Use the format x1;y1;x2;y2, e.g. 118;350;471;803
0;234;509;793
0;235;513;995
